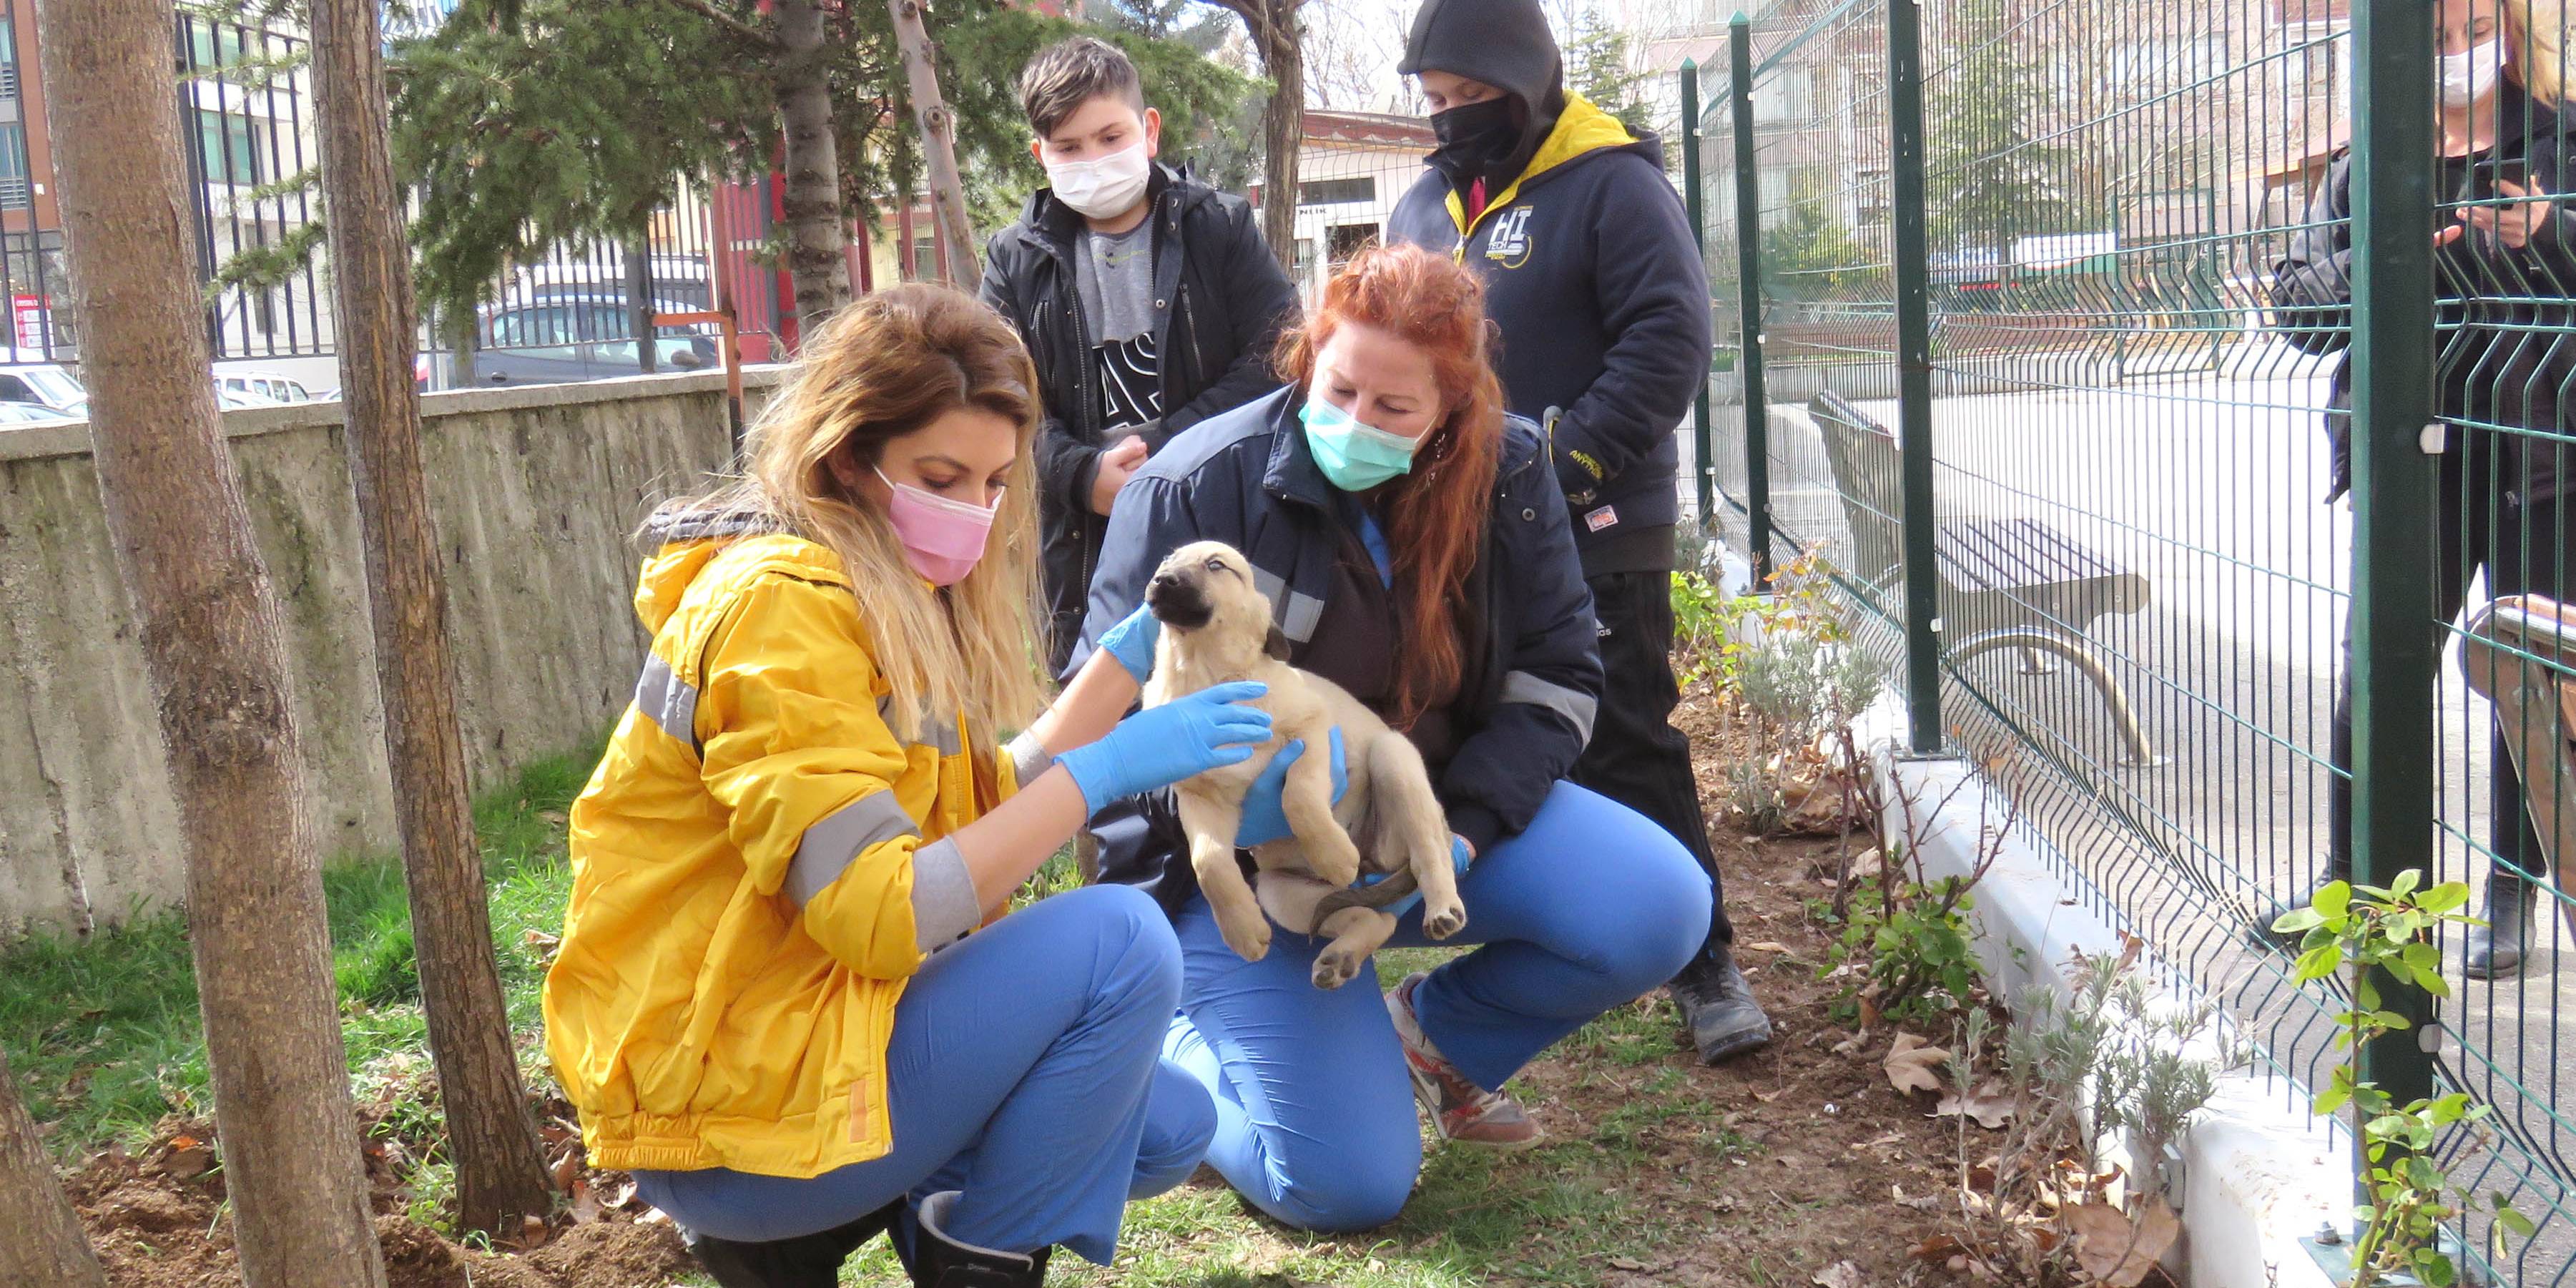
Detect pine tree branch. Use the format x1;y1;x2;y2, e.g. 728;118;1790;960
647;0;777;50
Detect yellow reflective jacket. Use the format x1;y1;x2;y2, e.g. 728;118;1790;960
542;530;1012;1178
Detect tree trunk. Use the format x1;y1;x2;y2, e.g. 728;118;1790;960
446;305;478;388
0;1047;107;1288
34;3;388;1285
773;0;852;335
888;0;980;286
310;0;555;1239
1227;0;1304;274
626;234;658;373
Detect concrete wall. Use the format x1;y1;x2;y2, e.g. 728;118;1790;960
0;368;778;938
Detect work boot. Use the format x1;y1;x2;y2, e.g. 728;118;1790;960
683;1201;901;1288
2464;870;2541;980
905;1191;1053;1288
2249;862;2351;953
1671;945;1774;1066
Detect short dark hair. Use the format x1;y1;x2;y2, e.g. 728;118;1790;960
1018;36;1146;139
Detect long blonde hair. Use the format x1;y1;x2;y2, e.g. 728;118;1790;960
669;285;1046;746
2507;0;2563;107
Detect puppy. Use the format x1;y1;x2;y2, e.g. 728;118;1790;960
1142;540;1466;988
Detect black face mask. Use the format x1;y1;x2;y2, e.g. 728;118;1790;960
1426;98;1521;187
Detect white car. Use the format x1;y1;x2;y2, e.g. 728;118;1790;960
216;371;318;404
0;363;87;414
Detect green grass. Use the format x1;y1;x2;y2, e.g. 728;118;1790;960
0;742;601;1159
11;749;1750;1287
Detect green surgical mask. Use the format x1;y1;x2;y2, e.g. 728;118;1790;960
1299;398;1420;492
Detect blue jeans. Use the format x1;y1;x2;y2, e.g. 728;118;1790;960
1161;781;1710;1231
631;885;1215;1264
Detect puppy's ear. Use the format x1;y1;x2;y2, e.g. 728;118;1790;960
1264;624;1292;662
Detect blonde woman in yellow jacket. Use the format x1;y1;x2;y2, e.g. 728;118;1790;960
543;286;1317;1288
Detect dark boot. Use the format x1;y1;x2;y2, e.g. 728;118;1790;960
683;1201;901;1288
905;1191;1053;1288
2464;870;2540;980
1671;945;1773;1065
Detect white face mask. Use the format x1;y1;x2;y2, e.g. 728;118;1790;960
1045;141;1152;221
2440;39;2504;108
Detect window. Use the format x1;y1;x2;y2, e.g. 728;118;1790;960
0;122;27;209
1297;177;1373;205
187;22;253;74
0;19;19;100
1327;223;1377;270
194;110;260;186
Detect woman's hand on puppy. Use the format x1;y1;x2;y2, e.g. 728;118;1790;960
1055;681;1272;814
1234;729;1349;847
1097;601;1162;684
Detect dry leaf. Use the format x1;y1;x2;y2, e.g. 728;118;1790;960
1858;993;1884;1031
568;1176;602;1224
516;1213;550;1249
1812;1262;1864;1288
1832;1028;1871;1056
1911;1233;1967;1262
1935;1078;2017;1129
163;1146;213;1181
548;1148;582;1191
1883;1033;1950;1094
2065;1199;2178;1287
1742;940;1795;954
1609;1256;1650;1271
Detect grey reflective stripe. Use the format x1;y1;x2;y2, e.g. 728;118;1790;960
1250;559;1327;643
1281;590;1324;644
786;791;921;908
877;694;964;758
634;657;702;755
1005;730;1053;786
908;837;980;953
1500;670;1598;747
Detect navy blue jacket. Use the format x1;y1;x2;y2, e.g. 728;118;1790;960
1071;386;1604;914
1388;95;1710;574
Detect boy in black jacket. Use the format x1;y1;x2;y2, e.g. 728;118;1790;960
981;36;1300;672
1388;0;1771;1064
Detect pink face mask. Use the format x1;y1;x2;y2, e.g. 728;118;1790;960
875;465;998;586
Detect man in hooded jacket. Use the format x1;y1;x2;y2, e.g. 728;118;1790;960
1387;0;1771;1064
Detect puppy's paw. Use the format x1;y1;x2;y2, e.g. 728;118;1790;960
1218;911;1273;963
1422;899;1467;941
1307;832;1363;888
1312;948;1363;990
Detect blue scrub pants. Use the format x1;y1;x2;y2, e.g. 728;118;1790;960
631;884;1214;1265
1161;781;1711;1231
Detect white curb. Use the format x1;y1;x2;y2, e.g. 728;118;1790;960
1850;692;2344;1288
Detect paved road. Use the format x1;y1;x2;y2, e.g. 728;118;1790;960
1681;343;2575;1282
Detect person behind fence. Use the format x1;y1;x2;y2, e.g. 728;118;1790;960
541;285;1362;1287
1070;242;1711;1228
980;36;1301;678
1382;0;1769;1066
2267;0;2575;976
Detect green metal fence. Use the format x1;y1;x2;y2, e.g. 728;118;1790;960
1695;0;2575;1277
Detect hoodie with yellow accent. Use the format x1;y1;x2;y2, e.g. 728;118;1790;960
1388;93;1712;576
541;517;1011;1179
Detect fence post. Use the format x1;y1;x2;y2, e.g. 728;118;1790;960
2346;0;2439;1154
1726;18;1775;586
1681;57;1719;539
1884;0;1944;754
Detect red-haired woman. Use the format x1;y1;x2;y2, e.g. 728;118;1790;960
1071;242;1710;1229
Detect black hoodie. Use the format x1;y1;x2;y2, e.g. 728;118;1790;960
1393;3;1710;574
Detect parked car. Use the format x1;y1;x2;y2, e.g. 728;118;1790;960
216;370;320;404
473;295;717;388
0;400;79;425
0;363;88;415
513;252;712;310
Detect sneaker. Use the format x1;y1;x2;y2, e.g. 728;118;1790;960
1386;973;1542;1150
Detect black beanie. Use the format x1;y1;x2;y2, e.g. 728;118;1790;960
1397;0;1562;109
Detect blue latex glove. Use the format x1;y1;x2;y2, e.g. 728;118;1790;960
1360;835;1475;917
1233;729;1350;847
1058;682;1271;814
1098;601;1161;684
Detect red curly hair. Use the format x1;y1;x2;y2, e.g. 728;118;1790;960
1274;242;1506;728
